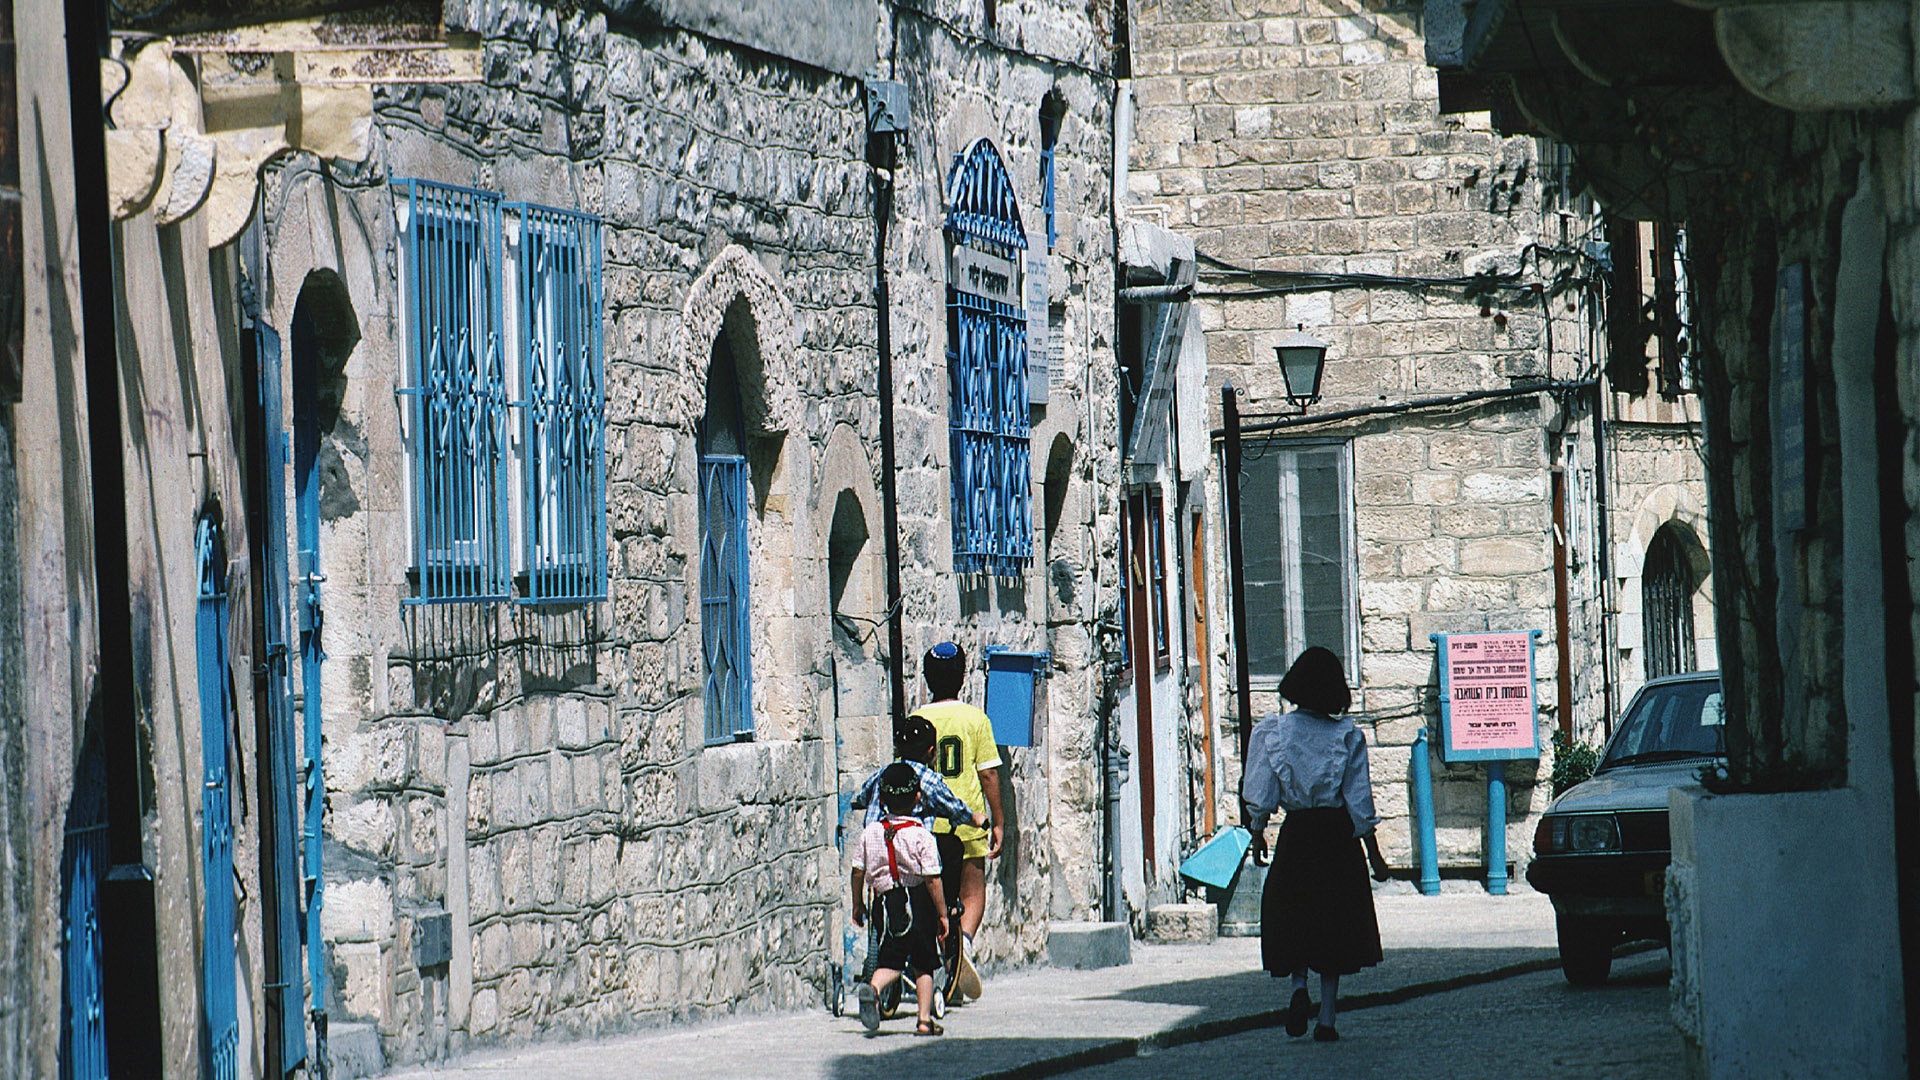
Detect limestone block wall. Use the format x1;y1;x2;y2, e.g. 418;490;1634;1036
252;0;1123;1068
874;3;1123;941
1129;0;1610;873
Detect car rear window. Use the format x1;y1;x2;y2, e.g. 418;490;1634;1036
1599;679;1726;770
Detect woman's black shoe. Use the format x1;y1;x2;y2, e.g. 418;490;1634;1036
1313;1024;1340;1042
1285;989;1310;1037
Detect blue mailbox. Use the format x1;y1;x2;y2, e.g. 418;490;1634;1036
983;648;1049;747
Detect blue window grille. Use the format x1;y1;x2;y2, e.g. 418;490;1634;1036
510;204;606;603
396;179;512;602
195;518;240;1080
1039;96;1064;251
701;456;753;743
60;737;109;1080
946;139;1034;578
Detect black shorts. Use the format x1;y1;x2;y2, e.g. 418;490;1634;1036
872;885;942;974
935;831;964;911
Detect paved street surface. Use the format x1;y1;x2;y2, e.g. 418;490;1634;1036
383;889;1680;1080
1064;948;1679;1079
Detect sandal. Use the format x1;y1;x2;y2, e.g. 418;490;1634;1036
915;1019;944;1037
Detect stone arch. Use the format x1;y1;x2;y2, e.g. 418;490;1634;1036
681;247;806;741
818;423;884;645
1616;484;1716;684
677;245;799;439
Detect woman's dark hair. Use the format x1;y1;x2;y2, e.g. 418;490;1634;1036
922;641;966;700
1279;646;1350;715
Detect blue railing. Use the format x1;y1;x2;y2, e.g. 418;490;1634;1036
396;180;512;603
196;518;240;1080
511;204;607;603
701;456;753;744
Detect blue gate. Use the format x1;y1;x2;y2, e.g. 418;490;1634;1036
196;518;240;1080
59;736;109;1080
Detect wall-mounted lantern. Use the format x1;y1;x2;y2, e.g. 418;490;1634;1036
1273;324;1329;409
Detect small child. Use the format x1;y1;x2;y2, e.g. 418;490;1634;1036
849;714;988;832
851;762;950;1036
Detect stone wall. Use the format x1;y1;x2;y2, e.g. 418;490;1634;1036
254;0;1122;1068
1128;0;1611;872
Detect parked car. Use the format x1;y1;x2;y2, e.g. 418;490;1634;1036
1527;671;1725;984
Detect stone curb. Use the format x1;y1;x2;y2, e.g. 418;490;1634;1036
968;942;1663;1080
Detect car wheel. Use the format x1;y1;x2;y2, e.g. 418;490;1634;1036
1557;913;1616;986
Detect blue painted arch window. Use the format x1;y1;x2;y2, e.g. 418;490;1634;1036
945;139;1034;578
701;336;754;744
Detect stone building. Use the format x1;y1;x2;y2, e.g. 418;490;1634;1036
5;0;1138;1076
1422;0;1918;1074
1124;0;1716;881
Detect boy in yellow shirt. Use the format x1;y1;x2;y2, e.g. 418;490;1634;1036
912;641;1005;1001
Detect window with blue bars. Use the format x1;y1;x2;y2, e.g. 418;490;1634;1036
1039;94;1065;252
700;337;753;743
396;180;607;604
397;180;511;602
512;204;607;603
945;139;1035;579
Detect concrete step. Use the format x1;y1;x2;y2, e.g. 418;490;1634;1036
1047;920;1131;969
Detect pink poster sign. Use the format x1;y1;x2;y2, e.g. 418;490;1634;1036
1441;632;1537;757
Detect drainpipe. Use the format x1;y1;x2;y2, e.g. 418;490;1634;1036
869;115;906;728
1222;384;1253;762
65;0;164;1062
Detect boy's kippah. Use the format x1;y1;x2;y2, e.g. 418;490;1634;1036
894;714;935;752
879;761;919;797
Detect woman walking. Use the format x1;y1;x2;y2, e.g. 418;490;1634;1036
1242;646;1392;1042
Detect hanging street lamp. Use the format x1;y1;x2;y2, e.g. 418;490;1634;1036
1273;323;1330;409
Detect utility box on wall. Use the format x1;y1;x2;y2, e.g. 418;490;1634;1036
983;648;1048;747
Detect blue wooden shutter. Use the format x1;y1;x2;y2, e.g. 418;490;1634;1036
701;456;753;743
195;519;240;1080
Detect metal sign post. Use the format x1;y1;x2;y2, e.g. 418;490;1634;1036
1428;630;1544;894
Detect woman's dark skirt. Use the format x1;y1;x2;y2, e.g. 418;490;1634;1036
1261;807;1383;977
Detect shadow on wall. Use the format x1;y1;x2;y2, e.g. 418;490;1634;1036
400;603;600;718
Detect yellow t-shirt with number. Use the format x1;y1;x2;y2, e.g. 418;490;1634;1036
913;701;1002;840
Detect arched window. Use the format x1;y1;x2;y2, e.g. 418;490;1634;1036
701;336;753;744
1642;526;1697;680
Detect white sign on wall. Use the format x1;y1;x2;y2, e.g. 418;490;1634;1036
949;243;1020;307
1027;247;1050;404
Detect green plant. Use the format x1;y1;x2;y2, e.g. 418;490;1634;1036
1549;730;1601;796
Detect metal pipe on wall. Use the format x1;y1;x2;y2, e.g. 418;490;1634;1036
63;0;164;1062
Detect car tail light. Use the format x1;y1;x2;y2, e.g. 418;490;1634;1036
1534;817;1555;856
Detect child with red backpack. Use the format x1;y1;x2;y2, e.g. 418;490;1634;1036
851;762;950;1036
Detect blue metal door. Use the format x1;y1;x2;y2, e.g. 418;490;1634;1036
251;323;309;1072
290;307;329;1030
196;518;240;1080
59;738;109;1080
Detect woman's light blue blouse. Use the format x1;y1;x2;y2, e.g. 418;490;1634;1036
1240;710;1380;839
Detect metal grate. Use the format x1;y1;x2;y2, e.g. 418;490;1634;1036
701;456;753;743
511;204;606;603
1642;527;1695;680
60;740;109;1080
195;519;240;1080
396;179;512;602
947;293;1033;577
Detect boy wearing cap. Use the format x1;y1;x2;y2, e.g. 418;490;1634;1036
914;641;1004;1001
852;762;949;1036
